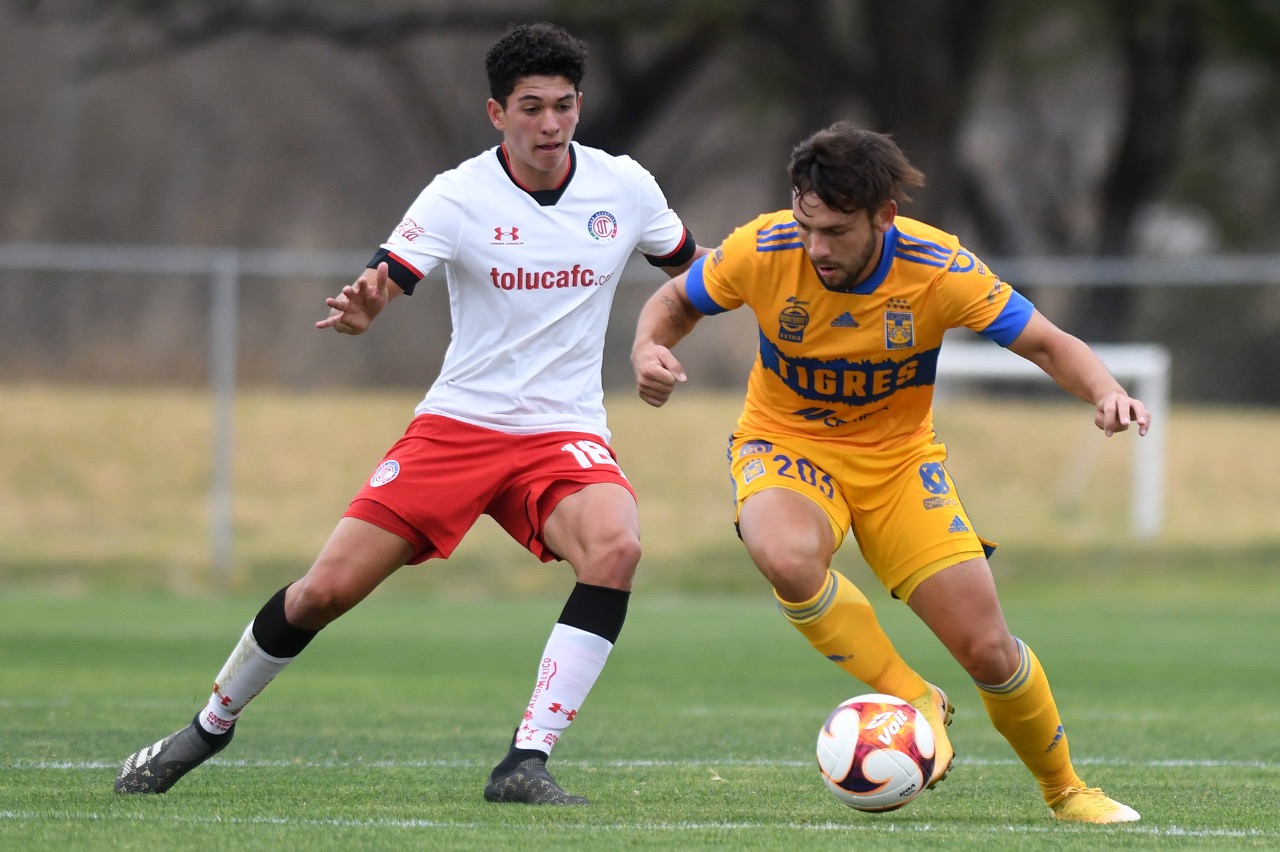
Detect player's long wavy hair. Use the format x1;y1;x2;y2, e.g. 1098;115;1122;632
486;22;589;106
789;122;925;214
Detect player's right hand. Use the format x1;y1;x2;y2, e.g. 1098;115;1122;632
633;343;687;408
316;262;392;334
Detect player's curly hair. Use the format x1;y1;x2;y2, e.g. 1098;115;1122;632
789;122;926;214
485;22;589;106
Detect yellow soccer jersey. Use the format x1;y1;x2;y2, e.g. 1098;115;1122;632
685;211;1034;446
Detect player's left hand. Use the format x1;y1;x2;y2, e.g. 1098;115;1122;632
1095;391;1151;437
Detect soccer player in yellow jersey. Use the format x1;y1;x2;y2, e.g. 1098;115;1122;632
632;122;1148;824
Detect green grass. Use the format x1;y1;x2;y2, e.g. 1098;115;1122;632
3;567;1278;850
3;385;1279;846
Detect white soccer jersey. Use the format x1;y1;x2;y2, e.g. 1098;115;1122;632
374;142;692;440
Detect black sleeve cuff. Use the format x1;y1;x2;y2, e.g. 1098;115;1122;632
367;248;422;295
643;228;697;269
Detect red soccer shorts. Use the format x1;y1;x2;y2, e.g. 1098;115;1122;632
344;414;635;564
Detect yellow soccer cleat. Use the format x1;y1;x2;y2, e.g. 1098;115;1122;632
909;683;955;789
1048;786;1141;823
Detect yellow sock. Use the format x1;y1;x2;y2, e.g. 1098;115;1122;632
776;569;927;702
975;637;1083;802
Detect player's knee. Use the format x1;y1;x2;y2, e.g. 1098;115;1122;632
573;528;641;587
747;537;819;578
287;572;358;628
748;540;826;600
956;631;1020;684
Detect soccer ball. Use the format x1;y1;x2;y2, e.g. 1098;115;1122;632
816;693;936;812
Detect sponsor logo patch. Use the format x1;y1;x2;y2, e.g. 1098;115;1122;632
490;265;600;290
949;249;977;273
918;462;950;494
779;297;810;342
737;440;773;458
491;226;523;245
395;217;425;242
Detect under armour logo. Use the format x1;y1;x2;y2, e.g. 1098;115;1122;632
494;226;520;241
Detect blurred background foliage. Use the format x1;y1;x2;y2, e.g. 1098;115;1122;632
3;0;1279;402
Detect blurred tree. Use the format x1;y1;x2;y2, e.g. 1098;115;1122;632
21;1;1223;236
1089;0;1203;340
23;0;728;169
9;0;1280;399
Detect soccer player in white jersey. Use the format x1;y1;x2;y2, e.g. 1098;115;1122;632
115;22;706;805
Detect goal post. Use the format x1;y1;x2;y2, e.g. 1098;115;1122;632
935;341;1170;539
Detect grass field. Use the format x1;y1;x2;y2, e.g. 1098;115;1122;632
2;578;1278;850
2;383;1279;597
2;385;1279;847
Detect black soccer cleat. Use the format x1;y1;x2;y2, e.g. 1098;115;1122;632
483;756;588;805
114;720;234;794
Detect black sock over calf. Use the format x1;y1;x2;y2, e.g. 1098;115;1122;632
251;584;319;658
556;582;629;644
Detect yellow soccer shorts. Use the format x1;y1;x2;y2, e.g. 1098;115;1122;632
727;431;996;600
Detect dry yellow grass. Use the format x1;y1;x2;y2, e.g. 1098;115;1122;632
1;382;1274;594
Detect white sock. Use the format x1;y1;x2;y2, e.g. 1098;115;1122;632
515;624;613;755
196;623;294;735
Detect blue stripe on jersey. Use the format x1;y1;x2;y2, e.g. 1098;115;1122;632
758;330;940;405
980;289;1035;346
893;249;948;268
894;244;951;268
896;234;951;260
894;233;953;268
756;223;805;252
684;256;731;316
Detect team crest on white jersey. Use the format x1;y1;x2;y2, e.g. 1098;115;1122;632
370;460;400;487
587;210;618;242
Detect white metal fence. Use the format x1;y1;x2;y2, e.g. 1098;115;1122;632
5;243;1277;583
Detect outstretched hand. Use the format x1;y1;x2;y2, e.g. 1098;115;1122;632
316;262;392;335
1095;391;1151;437
632;342;687;408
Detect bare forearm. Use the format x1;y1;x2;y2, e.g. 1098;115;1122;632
1026;334;1124;405
635;280;700;351
1007;311;1150;436
632;278;705;407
